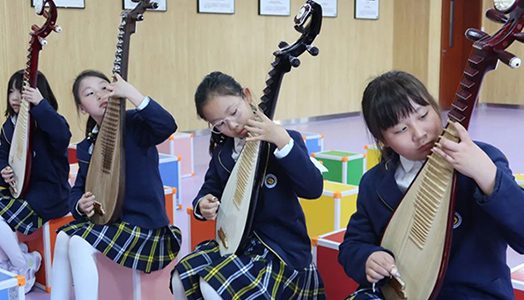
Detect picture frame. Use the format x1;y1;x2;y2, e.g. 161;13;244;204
354;0;379;20
31;0;85;9
258;0;290;16
123;0;167;12
197;0;235;14
318;0;337;18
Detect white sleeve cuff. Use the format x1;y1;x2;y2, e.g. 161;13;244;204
75;201;85;216
193;198;205;219
136;96;150;110
274;138;294;159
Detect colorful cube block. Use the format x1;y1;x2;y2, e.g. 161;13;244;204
158;154;181;204
364;144;381;171
312;150;365;185
163;186;178;226
301;132;324;156
312;229;358;300
67;144;77;164
186;207;215;251
299;181;358;238
97;253;177;300
157;132;195;178
512;263;524;300
515;173;524;188
0;268;24;300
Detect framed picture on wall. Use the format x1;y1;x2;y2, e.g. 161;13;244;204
354;0;379;20
198;0;235;14
31;0;84;8
317;0;337;18
123;0;167;11
259;0;290;16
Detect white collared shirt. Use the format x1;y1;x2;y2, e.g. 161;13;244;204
394;155;424;193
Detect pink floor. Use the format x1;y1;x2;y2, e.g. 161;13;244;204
27;104;524;299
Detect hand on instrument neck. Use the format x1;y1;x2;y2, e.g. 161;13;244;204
430;122;496;195
103;73;145;107
244;110;290;150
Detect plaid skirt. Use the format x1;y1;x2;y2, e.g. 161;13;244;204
173;238;326;300
0;193;43;235
58;220;181;273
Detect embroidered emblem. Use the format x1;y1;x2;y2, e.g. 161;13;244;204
264;174;277;189
453;212;462;229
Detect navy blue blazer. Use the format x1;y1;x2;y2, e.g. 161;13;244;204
193;130;323;270
70;99;177;229
338;142;524;299
0;100;71;220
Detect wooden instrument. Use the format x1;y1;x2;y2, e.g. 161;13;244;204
215;0;322;256
380;1;524;299
86;0;158;225
9;0;61;198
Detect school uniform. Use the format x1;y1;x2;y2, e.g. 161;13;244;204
339;142;524;300
58;98;181;273
0;99;71;234
174;130;326;300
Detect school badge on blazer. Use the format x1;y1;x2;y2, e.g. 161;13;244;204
264;174;277;189
453;212;462;229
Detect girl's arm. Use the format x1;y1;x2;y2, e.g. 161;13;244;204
245;112;323;199
338;180;393;285
105;74;177;146
0;125;11;187
192;150;225;221
24;87;71;152
435;125;524;252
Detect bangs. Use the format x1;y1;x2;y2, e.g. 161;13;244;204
8;72;24;93
362;72;434;142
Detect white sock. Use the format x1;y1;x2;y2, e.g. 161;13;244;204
199;277;223;300
50;232;73;300
171;271;189;300
0;217;25;268
69;236;99;300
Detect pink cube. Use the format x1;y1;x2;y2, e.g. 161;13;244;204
97;253;177;300
157;133;194;178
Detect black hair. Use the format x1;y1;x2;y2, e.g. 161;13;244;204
194;71;246;154
5;70;58;117
72;70;111;137
361;70;440;161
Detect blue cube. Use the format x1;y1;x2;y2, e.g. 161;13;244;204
158;154;181;204
0;268;24;300
301;132;324;156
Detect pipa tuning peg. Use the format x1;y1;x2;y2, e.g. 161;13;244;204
38;37;47;46
465;28;489;42
486;8;508;24
288;56;300;67
494;49;521;69
278;41;289;49
52;25;62;33
306;45;319;56
514;32;524;43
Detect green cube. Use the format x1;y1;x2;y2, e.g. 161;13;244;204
313;150;365;185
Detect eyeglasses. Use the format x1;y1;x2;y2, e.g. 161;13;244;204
208;101;243;134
